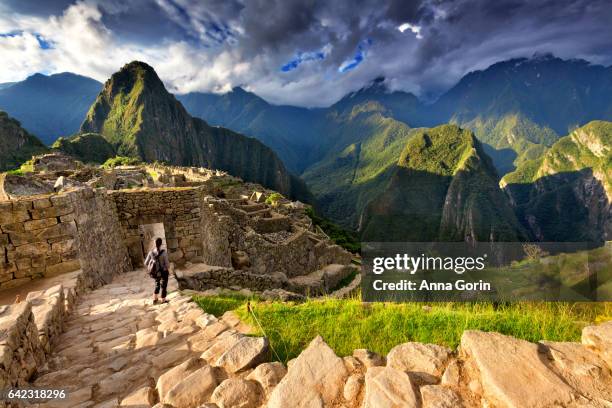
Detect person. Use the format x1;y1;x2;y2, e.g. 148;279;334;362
145;238;170;304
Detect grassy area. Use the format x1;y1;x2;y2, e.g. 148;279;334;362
193;292;610;363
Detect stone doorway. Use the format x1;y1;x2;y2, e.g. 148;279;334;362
138;223;166;265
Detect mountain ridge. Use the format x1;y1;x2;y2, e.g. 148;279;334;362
0;72;102;144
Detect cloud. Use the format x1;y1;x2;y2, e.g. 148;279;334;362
398;23;422;39
0;0;611;106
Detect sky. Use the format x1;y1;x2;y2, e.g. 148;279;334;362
1;0;612;107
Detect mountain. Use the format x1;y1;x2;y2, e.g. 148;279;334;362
0;73;102;144
502;120;612;242
81;61;310;200
328;77;424;126
302;101;417;228
431;54;612;174
178;88;322;173
52;133;116;164
360;125;527;242
0;111;48;171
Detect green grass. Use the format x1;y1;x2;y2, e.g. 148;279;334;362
194;293;610;363
193;292;255;317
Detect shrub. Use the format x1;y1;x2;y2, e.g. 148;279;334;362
102;156;141;168
265;192;284;207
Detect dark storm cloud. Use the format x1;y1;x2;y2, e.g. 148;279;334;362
1;0;611;106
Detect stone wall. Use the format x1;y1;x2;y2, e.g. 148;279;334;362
200;199;232;268
175;264;286;292
0;194;81;290
71;188;132;290
110;188;203;267
0;302;45;390
233;228;352;278
0;188;131;291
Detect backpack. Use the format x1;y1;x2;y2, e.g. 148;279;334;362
146;249;165;279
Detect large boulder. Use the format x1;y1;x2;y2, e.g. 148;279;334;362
214;336;269;373
163;365;218;408
541;341;612;403
362;366;418;408
267;336;349;407
120;386;157;407
460;330;575;408
156;358;204;402
386;342;452;380
210;378;261;408
420;385;463;408
245;361;287;396
582;321;612;369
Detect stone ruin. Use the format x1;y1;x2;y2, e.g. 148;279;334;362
0;158;610;408
0;159;358;298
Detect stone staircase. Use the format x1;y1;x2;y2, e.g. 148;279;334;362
30;269;272;408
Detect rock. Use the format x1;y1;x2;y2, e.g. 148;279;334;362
541;341;612;402
152;346;191;370
135;327;162;349
267;336;349;407
93;398;120;408
54;176;66;191
246;362;287;395
363;366;418;408
460;330;575;408
121;386;157;407
210;378;261;408
164;365;218;408
420;385;463;408
387;342;452;380
582;321;612;369
343;356;362;372
231;251;251;269
353;349;385;368
201;332;243;363
156;358;205;401
441;359;460;387
215;336;269;373
343;373;363;401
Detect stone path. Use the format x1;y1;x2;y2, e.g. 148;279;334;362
32;269;270;408
22;267;612;408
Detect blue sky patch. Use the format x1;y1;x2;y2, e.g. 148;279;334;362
281;50;326;72
338;39;372;73
36;34;52;49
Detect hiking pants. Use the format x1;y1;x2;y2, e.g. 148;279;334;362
155;270;169;298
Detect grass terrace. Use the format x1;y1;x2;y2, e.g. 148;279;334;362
194;293;611;363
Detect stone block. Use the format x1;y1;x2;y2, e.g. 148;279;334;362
44;259;81;277
24;218;58;231
0;210;30;225
0;234;8;247
8;231;37;246
35;221;77;241
32;198;52;209
15;242;49;258
0;223;23;233
30;204;73;220
11;201;32;211
51;239;75;254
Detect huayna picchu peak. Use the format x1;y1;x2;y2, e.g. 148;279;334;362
81;61;311;201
